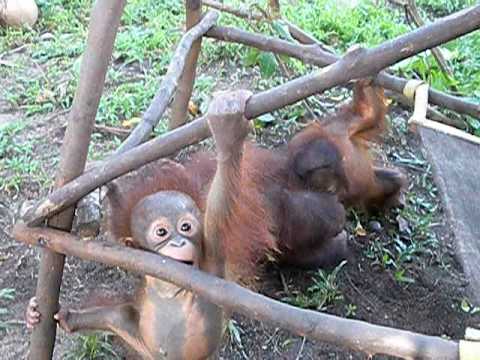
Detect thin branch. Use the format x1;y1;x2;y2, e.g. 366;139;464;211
405;0;454;79
115;10;219;154
274;52;317;119
23;4;480;226
268;0;281;19
206;25;479;119
94;124;130;138
202;0;263;21
13;224;460;360
390;0;454;79
203;0;478;119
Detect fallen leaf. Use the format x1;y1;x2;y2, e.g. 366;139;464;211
122;117;142;128
188;100;199;116
355;222;367;236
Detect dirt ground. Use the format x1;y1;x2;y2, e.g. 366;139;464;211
1;56;480;359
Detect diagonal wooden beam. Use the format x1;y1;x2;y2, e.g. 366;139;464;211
168;0;205;130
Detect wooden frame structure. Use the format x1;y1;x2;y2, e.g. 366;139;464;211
12;1;480;359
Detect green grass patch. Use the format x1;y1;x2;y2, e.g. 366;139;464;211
0;288;16;330
66;333;120;360
284;261;347;310
0;120;47;193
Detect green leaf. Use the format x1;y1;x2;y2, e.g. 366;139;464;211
243;48;259;67
258;52;277;78
254;113;276;129
271;20;295;42
257;113;276;124
460;298;480;314
467;118;480;131
227;320;243;347
394;269;415;284
0;288;15;301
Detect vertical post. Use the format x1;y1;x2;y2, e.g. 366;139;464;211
28;1;125;359
169;0;203;130
269;0;281;19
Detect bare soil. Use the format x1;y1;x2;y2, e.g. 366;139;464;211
1;60;479;359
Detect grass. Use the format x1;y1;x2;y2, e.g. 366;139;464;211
0;288;16;330
65;334;120;360
0;0;478;131
284;261;347;310
0;120;48;193
357;139;447;285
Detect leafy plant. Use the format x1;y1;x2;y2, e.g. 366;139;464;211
460;298;480;315
0;288;16;330
0;121;47;192
244;48;278;78
66;334;120;360
345;303;357;317
285;261;346;310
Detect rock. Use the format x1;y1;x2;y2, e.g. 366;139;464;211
73;191;102;239
0;0;38;28
368;220;383;233
396;215;411;234
18;199;36;219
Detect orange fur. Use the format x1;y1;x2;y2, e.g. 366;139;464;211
288;79;405;210
105;145;278;281
105;81;392;278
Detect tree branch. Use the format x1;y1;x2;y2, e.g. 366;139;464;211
12;224;460;360
206;24;478;119
115;10;219;154
22;4;480;226
405;0;454;79
204;0;480;118
202;0;263;21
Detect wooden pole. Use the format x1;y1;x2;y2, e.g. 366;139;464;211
13;224;462;360
27;1;125;359
169;0;204;130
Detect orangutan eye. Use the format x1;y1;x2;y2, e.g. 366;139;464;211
155;227;168;237
180;222;191;232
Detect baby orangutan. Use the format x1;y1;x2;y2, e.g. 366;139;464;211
288;79;406;211
26;90;266;360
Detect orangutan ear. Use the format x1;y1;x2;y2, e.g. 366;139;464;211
121;237;137;249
